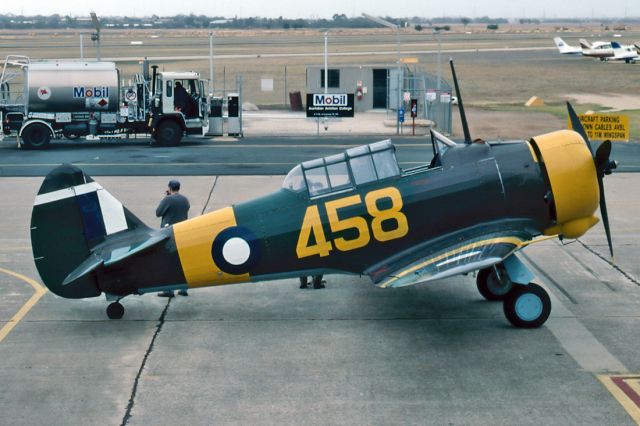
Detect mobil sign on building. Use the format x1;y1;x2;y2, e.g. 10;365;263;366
306;93;355;118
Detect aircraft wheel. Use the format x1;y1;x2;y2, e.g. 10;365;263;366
106;301;125;320
503;283;551;328
476;266;512;301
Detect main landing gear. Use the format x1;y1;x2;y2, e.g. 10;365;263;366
106;300;125;319
476;264;551;328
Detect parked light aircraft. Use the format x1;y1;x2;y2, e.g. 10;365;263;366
30;61;617;328
553;37;582;55
579;39;614;59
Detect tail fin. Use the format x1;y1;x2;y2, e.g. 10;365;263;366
611;41;622;49
31;164;147;298
579;39;592;49
553;37;565;50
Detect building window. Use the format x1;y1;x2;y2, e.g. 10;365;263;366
320;69;340;89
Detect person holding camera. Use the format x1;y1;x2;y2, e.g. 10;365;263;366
156;179;190;297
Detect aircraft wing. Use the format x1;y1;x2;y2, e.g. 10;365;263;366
365;232;529;288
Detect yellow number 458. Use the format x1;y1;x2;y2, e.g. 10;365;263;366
296;187;409;259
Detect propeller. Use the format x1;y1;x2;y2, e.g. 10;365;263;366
567;102;617;258
449;59;472;144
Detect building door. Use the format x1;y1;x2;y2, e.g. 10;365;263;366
372;69;387;109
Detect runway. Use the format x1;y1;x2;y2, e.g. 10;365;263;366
2;136;640;176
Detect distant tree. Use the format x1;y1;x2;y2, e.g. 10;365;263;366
461;17;471;28
415;24;423;31
487;24;499;30
283;22;290;29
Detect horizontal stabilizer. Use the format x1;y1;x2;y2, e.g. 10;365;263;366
62;254;103;285
63;233;169;286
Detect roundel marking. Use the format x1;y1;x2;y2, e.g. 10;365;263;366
211;226;260;275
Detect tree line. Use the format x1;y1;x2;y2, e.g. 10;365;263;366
0;14;635;30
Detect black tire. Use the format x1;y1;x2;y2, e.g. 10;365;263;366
22;123;51;149
155;120;182;146
476;266;512;301
503;283;551;328
106;302;125;320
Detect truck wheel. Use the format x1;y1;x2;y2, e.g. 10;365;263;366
155;120;182;146
22;123;52;149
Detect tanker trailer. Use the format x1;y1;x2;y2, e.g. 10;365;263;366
0;56;209;149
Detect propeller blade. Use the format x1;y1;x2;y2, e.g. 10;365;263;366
598;175;614;258
595;140;612;176
567;102;594;156
449;59;472;144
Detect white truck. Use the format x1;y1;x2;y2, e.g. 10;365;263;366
0;55;209;149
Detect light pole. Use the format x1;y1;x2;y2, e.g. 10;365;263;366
209;32;215;94
433;29;442;91
90;12;101;61
362;13;402;135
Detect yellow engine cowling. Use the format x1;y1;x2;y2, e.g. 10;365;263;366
530;130;599;239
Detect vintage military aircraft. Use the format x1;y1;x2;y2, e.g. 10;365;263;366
30;61;616;328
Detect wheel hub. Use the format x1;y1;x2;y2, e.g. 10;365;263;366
515;293;543;321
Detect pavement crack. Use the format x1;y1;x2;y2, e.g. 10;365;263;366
577;239;640;287
120;298;172;426
201;176;219;215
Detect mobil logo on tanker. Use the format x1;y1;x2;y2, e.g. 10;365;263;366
313;94;348;107
73;87;110;98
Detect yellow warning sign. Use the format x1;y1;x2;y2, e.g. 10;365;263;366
569;113;629;142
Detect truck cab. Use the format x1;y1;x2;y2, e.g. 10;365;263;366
151;71;209;146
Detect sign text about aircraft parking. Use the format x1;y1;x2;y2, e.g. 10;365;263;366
306;93;354;118
569;113;629;142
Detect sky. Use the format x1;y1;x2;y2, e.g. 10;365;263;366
3;0;638;20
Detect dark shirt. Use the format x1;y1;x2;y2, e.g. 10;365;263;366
174;85;189;112
156;193;190;227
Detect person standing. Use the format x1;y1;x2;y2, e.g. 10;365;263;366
156;179;190;297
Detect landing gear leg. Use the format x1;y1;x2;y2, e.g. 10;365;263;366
106;301;125;319
503;283;551;328
476;264;513;301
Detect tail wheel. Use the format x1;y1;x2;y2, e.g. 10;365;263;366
155;120;182;146
503;283;551;328
22;123;52;149
476;266;512;301
106;301;125;320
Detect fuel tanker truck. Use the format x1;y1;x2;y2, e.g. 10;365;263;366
0;55;209;149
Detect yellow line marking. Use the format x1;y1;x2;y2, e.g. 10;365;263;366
598;374;640;425
629;379;640;399
0;267;47;345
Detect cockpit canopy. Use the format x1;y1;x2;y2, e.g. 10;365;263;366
282;140;401;197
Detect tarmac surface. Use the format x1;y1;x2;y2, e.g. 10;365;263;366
1;172;640;425
2;134;640;176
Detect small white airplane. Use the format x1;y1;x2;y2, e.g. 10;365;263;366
609;41;639;63
578;39;614;59
553;37;582;54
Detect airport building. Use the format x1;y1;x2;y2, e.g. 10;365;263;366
306;64;401;113
306;64;453;134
